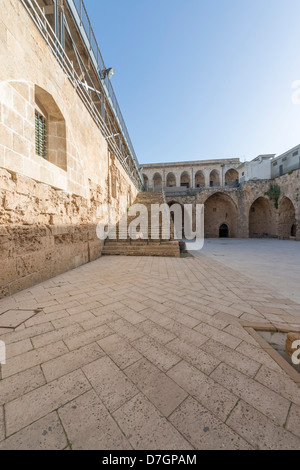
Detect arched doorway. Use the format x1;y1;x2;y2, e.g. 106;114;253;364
166;172;176;187
225;169;239;187
143;174;149;191
210;170;220;188
195;171;205;188
249;197;276;238
278;197;296;239
180;172;191;189
153;173;162;191
204;192;237;238
219;224;229;238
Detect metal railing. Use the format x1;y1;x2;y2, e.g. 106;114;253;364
19;0;143;188
151;184;240;197
67;0;141;179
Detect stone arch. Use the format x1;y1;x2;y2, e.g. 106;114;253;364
195;170;205;188
166;172;176;187
209;170;220;188
153;172;162;190
180;171;191;189
204;192;237;238
225;169;239;187
278;197;296;239
143;174;149;190
249;197;276;238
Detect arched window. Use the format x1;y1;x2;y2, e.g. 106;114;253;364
180;171;190;188
153;173;162;190
195;171;205;188
35;85;67;171
225;169;239;187
210;170;220;187
166;172;176;187
143;174;149;190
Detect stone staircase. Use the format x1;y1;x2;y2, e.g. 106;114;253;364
102;192;180;257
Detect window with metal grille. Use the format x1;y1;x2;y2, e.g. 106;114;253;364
35;111;46;158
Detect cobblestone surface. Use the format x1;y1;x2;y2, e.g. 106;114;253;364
0;252;300;450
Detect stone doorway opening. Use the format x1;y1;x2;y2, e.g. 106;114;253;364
249;197;276;238
278;197;296;239
204;192;237;238
219;224;229;238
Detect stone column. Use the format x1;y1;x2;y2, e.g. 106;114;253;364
204;170;210;188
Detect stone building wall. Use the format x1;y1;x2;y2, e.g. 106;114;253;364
142;159;240;190
166;169;300;240
0;0;138;298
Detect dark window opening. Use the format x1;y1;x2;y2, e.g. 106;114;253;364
291;224;297;237
35;111;46;159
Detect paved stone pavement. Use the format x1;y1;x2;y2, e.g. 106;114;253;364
196;238;300;305
0;252;300;450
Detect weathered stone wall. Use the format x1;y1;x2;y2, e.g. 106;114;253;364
0;167;107;297
0;0;138;298
166;169;300;240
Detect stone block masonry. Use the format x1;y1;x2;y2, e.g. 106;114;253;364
0;167;105;298
0;0;139;297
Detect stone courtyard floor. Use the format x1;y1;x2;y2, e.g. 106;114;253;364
0;242;300;450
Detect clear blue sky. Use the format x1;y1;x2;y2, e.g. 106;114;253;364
85;0;300;164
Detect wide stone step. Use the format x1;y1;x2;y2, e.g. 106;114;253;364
104;191;179;256
102;244;180;258
105;240;176;246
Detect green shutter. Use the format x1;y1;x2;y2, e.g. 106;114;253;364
35;112;46;158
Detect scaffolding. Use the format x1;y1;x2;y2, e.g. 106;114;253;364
20;0;144;189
